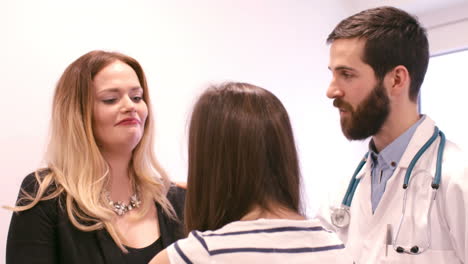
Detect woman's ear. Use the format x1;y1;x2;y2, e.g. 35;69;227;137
385;65;410;98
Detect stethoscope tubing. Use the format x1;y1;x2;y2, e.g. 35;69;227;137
343;127;444;206
403;127;443;189
342;153;368;206
334;126;446;255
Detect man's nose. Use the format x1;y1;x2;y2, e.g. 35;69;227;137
326;79;344;99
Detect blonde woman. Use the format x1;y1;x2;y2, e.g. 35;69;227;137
6;51;185;264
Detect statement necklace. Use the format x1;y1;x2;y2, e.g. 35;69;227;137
106;192;142;216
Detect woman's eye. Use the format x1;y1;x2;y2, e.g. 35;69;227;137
102;99;117;104
132;96;143;102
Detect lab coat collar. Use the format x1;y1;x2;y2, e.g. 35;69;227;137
356;153;373;180
354;115;435;179
397;115;435;168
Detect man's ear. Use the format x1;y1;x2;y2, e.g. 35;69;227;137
385;65;410;97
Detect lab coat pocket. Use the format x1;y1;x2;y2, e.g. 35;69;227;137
381;246;460;264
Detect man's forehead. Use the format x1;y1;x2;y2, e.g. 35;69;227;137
329;38;367;69
331;38;365;57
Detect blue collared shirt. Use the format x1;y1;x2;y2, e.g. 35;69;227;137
370;116;426;213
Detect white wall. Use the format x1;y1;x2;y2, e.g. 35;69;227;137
0;0;349;260
337;0;468;55
418;2;468;156
342;0;468;16
418;1;468;55
421;49;468;151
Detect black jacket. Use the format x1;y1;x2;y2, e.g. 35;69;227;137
6;173;186;264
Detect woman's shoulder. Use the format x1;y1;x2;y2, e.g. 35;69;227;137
166;184;186;204
19;169;54;194
197;218;345;255
16;169;60;206
195;218;342;246
156;185;187;246
11;170;61;220
165;184;186;217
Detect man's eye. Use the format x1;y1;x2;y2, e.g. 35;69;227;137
342;72;353;78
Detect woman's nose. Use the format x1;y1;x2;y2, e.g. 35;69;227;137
121;96;136;113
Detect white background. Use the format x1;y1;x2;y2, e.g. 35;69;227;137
421;49;468;150
1;0;467;261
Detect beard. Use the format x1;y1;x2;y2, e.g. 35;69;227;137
333;80;390;140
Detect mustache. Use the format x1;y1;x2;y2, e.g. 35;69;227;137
333;98;353;112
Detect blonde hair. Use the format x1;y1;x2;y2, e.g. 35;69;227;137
8;50;175;251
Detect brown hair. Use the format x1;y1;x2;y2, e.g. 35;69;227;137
327;6;429;102
185;82;302;233
10;50;174;251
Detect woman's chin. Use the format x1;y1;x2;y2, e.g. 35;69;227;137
100;136;142;153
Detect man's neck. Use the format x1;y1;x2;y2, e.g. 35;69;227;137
372;108;420;152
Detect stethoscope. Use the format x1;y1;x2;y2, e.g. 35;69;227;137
331;126;446;255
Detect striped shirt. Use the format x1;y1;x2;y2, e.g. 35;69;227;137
167;218;352;263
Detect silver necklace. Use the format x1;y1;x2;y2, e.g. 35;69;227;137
106;192;142;216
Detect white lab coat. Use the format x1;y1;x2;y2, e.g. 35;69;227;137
317;116;468;263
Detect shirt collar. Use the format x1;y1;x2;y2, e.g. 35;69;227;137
368;115;426;168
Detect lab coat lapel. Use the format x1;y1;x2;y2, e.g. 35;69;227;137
354;117;436;229
398;116;435;168
371;166;403;223
368;117;437;235
354;157;374;227
355;165;399;229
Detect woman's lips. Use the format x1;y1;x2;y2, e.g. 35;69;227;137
116;118;140;126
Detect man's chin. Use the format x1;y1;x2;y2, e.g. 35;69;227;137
341;126;372;141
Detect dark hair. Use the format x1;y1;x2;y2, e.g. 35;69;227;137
185;82;302;233
327;6;429;102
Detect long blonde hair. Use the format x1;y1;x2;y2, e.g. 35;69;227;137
9;50;175;251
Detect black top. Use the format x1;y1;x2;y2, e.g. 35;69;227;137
123;237;163;263
6;172;186;264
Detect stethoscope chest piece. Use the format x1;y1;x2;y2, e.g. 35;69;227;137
331;207;351;228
